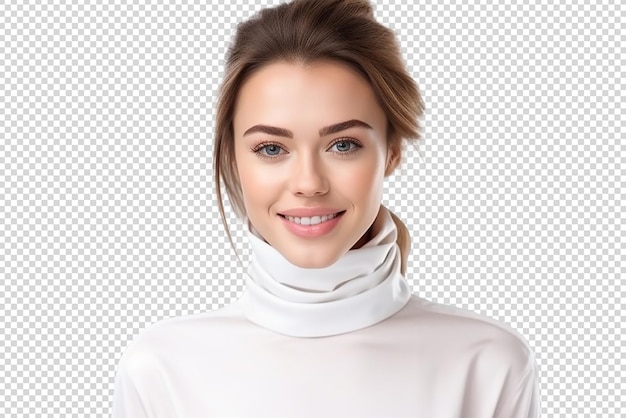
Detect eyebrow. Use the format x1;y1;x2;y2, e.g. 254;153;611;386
243;119;373;138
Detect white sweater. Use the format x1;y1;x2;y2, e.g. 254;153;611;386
111;207;540;417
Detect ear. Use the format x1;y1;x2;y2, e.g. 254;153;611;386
384;140;402;177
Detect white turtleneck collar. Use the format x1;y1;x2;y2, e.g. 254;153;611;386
240;205;412;338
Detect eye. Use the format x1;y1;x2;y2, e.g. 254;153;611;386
329;138;362;155
251;142;286;159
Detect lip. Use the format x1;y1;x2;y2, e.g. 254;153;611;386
279;211;345;238
278;207;345;217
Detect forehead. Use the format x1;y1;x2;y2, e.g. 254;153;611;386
233;60;387;135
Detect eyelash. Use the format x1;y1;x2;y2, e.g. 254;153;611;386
250;138;363;160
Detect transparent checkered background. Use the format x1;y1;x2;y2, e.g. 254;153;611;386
0;0;622;416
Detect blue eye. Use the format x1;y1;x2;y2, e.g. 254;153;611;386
261;144;283;156
251;138;362;160
252;143;285;158
330;139;361;154
333;141;354;152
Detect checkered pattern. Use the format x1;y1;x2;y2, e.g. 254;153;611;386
0;1;622;417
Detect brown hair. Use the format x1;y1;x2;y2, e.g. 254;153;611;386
214;0;424;274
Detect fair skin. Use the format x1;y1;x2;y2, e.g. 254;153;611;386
233;60;399;268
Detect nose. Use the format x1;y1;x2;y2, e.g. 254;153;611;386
288;154;329;197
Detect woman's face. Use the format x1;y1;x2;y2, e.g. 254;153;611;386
233;60;392;268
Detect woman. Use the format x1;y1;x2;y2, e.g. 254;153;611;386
112;0;540;416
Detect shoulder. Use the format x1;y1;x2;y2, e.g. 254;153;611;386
388;296;541;416
116;299;247;375
398;295;536;371
111;302;248;415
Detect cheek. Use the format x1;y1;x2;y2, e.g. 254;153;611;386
235;154;281;211
235;151;259;205
339;161;384;202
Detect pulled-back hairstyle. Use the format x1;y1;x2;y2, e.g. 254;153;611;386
214;0;424;274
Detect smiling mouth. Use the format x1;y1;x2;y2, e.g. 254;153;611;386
279;211;346;225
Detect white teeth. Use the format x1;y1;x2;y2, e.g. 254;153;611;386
284;212;340;225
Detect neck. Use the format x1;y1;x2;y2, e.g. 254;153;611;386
351;222;375;250
240;205;412;337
